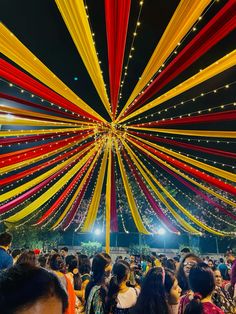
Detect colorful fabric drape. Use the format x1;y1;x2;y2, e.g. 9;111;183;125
117;0;211;120
118;50;236;123
105;0;131;116
124;0;236;114
128;131;236;159
5;146;97;223
0;59;103;122
130;110;236;127
55;0;112;118
0;24;106;122
128;136;236;195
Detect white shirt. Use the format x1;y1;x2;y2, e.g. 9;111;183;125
116;287;139;309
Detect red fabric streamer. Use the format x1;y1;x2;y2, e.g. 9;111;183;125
126;0;236;114
157;162;236;220
128;136;236;196
1;141;94;187
105;0;131;116
110;152;118;232
129;131;236;159
0;59;102;122
0;130;84;146
130;110;236;127
0;151;87;214
0;92;84;121
122;150;179;233
0;132;93;167
36;157;94;225
62;162;97;230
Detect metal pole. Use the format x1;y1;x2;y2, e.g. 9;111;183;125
215;237;219;254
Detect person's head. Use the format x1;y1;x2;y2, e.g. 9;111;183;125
51;248;58;255
226;252;235;263
214;269;222;287
85;253;111;302
208;259;214;269
66;255;78;273
49;254;66;273
78;254;91;275
60;247;68;258
177;253;202;292
38;255;47;268
12;249;21;263
180;247;190;258
0;264;68;314
105;261;131;313
16;251;36;267
219;257;224;264
163;258;176;272
0;232;12;249
184;263;215;314
133;267;181;314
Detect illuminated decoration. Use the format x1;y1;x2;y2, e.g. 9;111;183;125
1;0;236;253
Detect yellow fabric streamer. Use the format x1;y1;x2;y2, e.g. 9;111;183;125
5;146;97;223
0;144;92;200
121;139;200;234
55;0;112;118
118;50;236;123
0;23;106;123
0;135;92;174
115;141;149;234
0;114;77;127
127;137;236;207
0;105;93;125
128;127;236;138
128;134;236;182
51;150;101;230
81;143;109;232
0;128;91;137
117;0;211;120
125;138;227;236
105;137;112;253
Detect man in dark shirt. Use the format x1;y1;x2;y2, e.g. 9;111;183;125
0;232;13;271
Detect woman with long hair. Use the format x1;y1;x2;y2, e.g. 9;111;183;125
16;250;36;267
76;254;91;301
105;261;138;314
49;253;76;314
132;267;181;314
176;253;202;295
85;253;111;314
181;263;223;314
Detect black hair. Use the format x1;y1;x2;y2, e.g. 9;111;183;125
132;267;176;314
176;253;202;293
181;248;190;253
11;249;21;259
0;232;12;247
85;253;110;304
105;261;130;313
61;247;68;252
0;264;68;314
66;255;81;290
16;250;36;267
163;258;176;272
219;258;224;263
78;254;91;275
184;263;215;314
38;255;47;268
49;254;65;273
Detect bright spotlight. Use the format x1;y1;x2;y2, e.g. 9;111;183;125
94;228;101;236
158;228;166;235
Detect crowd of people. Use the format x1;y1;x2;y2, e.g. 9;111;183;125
0;231;236;314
